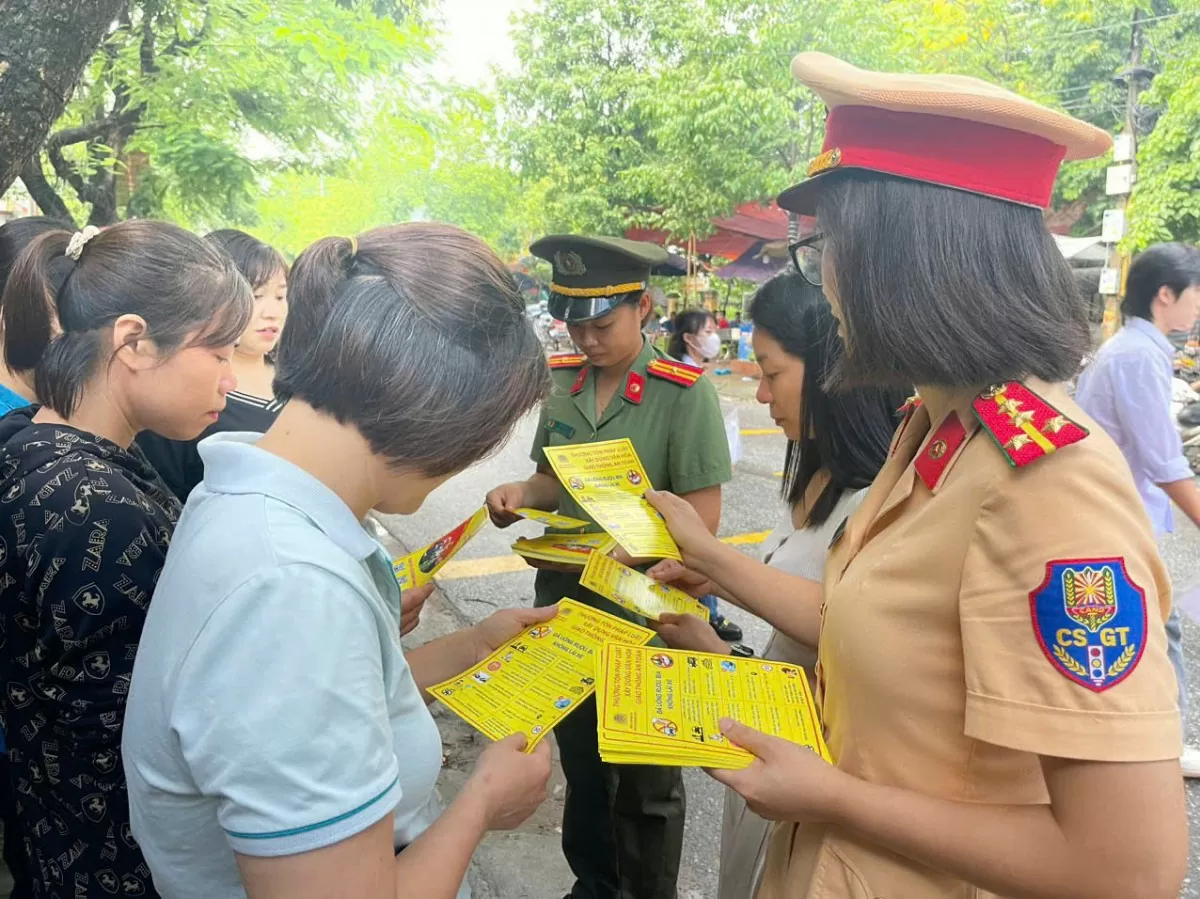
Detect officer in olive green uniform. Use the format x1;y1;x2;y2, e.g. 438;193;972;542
493;236;731;899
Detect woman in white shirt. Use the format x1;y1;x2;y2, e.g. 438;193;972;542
124;224;556;899
646;271;908;898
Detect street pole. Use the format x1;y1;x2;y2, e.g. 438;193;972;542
1103;9;1143;339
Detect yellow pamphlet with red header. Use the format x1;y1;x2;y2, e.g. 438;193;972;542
579;552;708;622
392;506;489;590
513;508;591;529
542;438;681;561
431;599;655;751
596;643;831;768
511;532;617;566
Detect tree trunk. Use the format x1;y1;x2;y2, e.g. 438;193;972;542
0;0;130;196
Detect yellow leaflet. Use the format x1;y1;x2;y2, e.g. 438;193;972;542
542;438;681;561
393;507;490;590
580;552;708;622
514;508;591;529
596;643;832;768
430;599;655;751
511;533;617;566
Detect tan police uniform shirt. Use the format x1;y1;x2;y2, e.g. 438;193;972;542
757;380;1180;899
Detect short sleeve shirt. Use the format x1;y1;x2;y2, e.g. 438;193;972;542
758;381;1179;899
530;339;732;614
123;433;444;899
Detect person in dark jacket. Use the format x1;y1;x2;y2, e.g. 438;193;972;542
0;220;250;897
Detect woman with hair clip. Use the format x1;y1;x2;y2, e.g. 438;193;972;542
0;220;252;898
138;229;289;503
663;53;1187;899
124;224;556;899
644;271;906;898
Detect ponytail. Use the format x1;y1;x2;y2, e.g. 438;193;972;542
2;230;71;373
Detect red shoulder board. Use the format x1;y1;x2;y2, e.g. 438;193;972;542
549;353;587;370
647;358;703;387
972;381;1088;468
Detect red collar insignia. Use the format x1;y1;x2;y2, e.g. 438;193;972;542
623;371;645;404
570;366;589;396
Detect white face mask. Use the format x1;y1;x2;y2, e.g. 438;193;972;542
692;331;721;361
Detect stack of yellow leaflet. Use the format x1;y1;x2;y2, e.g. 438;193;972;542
579;551;708;622
431;600;655;751
513;508;590;529
596;643;832;768
511;532;617;566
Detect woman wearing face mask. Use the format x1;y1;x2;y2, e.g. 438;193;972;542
644;272;905;898
138;229;289;503
668;308;722;368
0;221;251;898
123;224;555;899
664;307;743;642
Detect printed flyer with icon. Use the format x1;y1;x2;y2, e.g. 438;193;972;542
596;643;831;768
513;508;591;530
511;532;617;566
393;506;489;590
542;438;681;561
579;552;708;622
431;599;655;751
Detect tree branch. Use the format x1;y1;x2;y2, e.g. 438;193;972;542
46;141;107;209
46;114;136;150
18;156;77;226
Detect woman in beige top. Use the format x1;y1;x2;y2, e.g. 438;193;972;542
646;271;906;897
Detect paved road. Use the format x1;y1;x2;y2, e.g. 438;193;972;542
379;393;1200;899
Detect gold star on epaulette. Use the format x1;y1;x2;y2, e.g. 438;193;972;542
999;397;1022;417
1044;414;1067;434
1005;434;1032;452
1011;409;1035;427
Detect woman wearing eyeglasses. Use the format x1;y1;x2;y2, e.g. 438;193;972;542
687;53;1187;899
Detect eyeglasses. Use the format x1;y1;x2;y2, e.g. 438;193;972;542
788;233;824;287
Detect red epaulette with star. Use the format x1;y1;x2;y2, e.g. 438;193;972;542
647;358;703;387
972;381;1088;468
548;353;586;370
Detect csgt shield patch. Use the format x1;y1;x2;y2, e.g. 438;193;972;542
1030;558;1148;693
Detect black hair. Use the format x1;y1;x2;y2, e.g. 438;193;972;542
1;220;252;417
205;229;289;291
276;223;550;477
0;217;71;294
816;171;1089;388
668;308;716;361
1121;242;1200;322
749;271;906;527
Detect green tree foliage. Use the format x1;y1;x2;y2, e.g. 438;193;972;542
252;87;543;258
499;0;1198;246
20;0;430;227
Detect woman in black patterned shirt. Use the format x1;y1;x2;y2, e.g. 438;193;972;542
0;220;250;897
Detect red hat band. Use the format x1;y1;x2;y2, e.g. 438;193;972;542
815;105;1068;209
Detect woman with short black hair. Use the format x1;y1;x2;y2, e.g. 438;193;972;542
691;53;1186;899
668;308;721;366
138;229;289;501
124;223;556;899
0;219;252;898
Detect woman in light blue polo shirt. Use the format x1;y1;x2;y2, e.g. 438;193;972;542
124;224;556;899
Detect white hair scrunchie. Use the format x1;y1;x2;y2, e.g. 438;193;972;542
65;225;101;261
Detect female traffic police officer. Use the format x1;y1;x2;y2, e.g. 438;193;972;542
487;235;732;899
652;53;1187;899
